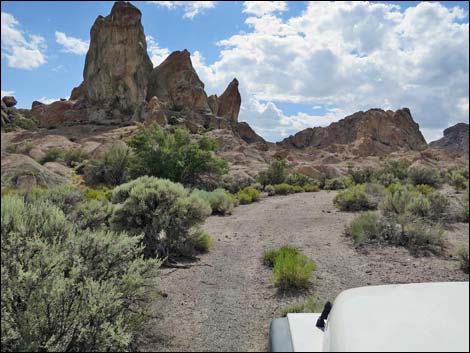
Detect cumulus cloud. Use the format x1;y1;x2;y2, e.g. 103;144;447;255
1;90;15;97
146;35;170;66
147;1;216;19
191;1;469;142
37;97;60;104
1;12;47;69
55;31;89;55
242;1;287;17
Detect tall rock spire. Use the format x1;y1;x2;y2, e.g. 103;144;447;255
217;78;241;123
70;1;153;114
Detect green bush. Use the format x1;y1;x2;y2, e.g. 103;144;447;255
84;144;131;187
192;188;236;215
415;184;435;195
345;212;382;244
458;247;469;273
1;195;160;352
110;176;211;258
39;147;64;164
273;183;295;195
376;172;399;187
334;185;377;211
5;140;35;155
323;177;351;190
272;246;315;291
73;198;113;230
128;124;227;188
347;165;374;184
287;172;316;187
265;185;276;196
450;172;468;192
191;230;214;253
63;148;87;167
83;186;110;201
280;296;320;317
303;183;320;192
256;160;288;187
25;185;84;214
405;195;431;218
380;160;411;180
408;167;442;188
401;220;445;255
237;186;260;204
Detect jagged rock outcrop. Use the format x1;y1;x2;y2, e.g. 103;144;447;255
70;1;153;116
217;79;241;123
234;122;265;144
207;95;219;115
2;96;17;108
281;108;427;156
146;49;209;112
430;123;469;154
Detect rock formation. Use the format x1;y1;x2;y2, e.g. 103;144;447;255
430;123;469;155
146;49;209;112
2;96;17;108
281;108;427;156
217;79;241;123
71;1;153;117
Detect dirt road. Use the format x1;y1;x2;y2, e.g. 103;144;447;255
141;191;469;352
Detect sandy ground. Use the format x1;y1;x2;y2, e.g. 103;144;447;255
140;191;469;352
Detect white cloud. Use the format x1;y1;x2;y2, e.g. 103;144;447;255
55;31;89;55
37;97;60;104
147;1;216;19
1;90;15;97
146;35;170;66
242;1;287;17
191;1;469;141
1;12;47;69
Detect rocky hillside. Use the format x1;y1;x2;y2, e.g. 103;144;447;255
430;123;469;155
280;108;428;156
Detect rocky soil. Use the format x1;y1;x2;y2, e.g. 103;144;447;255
140;191;469;352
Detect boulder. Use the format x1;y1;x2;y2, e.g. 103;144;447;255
217;79;241;123
142;96;168;126
146;49;209;112
429;123;469;155
31;100;88;128
1;153;67;189
70;1;153;117
235;122;265;144
2;96;17;108
31;101;45;109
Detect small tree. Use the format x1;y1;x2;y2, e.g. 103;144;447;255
257;160;288;188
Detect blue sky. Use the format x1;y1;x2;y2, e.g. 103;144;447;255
1;1;469;142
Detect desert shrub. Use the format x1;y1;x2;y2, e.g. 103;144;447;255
303;183;320;192
463;193;469;222
265;185;276;196
345;212;382;244
380;160;411;180
400;220;445;255
191;230;214;253
408;167;442;188
262;248;282;267
380;184;419;219
250;182;263;191
273;183;295;195
287;172;316;187
5;140;35;155
1;195;160;352
63;148;87;167
376;172;398;187
272;247;316;291
405;195;431;218
221;175;252;194
450;172;468;192
280;296;320;317
347;165;374;184
39;147;64;164
416;184;435;195
83;186;110;201
334;185;377;211
85;144;131;187
292;185;304;193
25;185;84;214
458;247;469;273
128;123;227;188
323;177;351;190
73;198;113;230
237;186;260;204
256;160;288;187
426;191;451;222
192;188;236;215
109;176;211;258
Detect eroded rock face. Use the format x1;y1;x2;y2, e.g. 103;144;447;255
71;1;153;115
281;108;427;156
146;50;209;112
430;123;469;155
2;96;17;108
235;122;265;144
217;79;241;123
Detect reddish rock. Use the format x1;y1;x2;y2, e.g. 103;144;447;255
217;78;241;123
281;108;427;156
235;122;265;144
71;1;153;116
146;50;209;112
32;100;88;128
2;96;17;108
